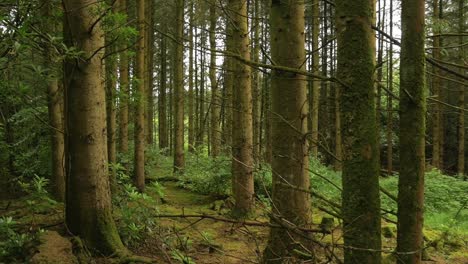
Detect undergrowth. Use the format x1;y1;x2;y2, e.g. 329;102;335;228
176;153;467;238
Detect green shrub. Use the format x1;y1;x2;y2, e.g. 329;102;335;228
112;165;159;246
0;216;40;262
180;154;231;196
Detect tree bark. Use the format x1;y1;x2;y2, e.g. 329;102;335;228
397;0;426;263
209;1;221;157
310;0;320;158
456;0;465;177
105;45;117;189
42;0;65;201
229;0;254;217
173;0;185;172
223;18;233;152
134;0;146;192
251;0;261;163
432;0;442;170
262;1;311;262
158;29;168;152
188;1;195;153
63;0;126;254
386;0;394;175
146;0;154;145
104;1;117;190
336;0;382;262
118;0;130;157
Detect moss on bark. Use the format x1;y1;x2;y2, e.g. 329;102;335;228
335;0;382;263
63;0;126;256
397;0;426;263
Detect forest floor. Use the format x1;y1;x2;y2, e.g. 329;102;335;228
0;165;467;263
133;181;267;264
129;180;468;264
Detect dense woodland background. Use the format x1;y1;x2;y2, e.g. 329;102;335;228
0;0;467;263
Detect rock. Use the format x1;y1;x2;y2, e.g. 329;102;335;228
30;231;78;264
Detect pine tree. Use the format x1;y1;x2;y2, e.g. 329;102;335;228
63;0;126;254
397;0;426;263
263;1;311;262
336;0;382;262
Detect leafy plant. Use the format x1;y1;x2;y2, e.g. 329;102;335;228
17;175;58;224
171;249;196;264
0;216;41;262
112;167;159;246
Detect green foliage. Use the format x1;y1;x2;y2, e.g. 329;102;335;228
171;249;196;264
180;153;467;238
150;181;166;199
180;154;231;196
17;176;58;224
0;216;40;263
112;166;159;246
9;107;52;179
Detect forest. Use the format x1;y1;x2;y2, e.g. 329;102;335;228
0;0;467;263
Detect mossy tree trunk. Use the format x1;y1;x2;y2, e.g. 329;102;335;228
118;0;130;157
105;1;117;190
145;0;154;145
173;0;185;172
262;1;311;262
229;0;254;217
63;0;126;254
41;0;65;201
397;0;426;263
134;0;146;192
336;0;382;263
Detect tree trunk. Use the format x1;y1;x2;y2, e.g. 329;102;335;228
63;0;126;254
432;0;442;170
134;0;146;192
209;1;221;157
173;0;185;172
457;0;465;177
251;0;261;163
397;0;426;263
104;1;117;189
42;0;65;201
386;0;394;175
229;0;254;217
118;0;130;157
336;0;382;262
334;86;342;171
146;0;154;145
197;32;206;149
159;30;168;152
262;1;311;262
310;0;320;158
223;19;233;152
188;1;195;153
105;42;117;189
